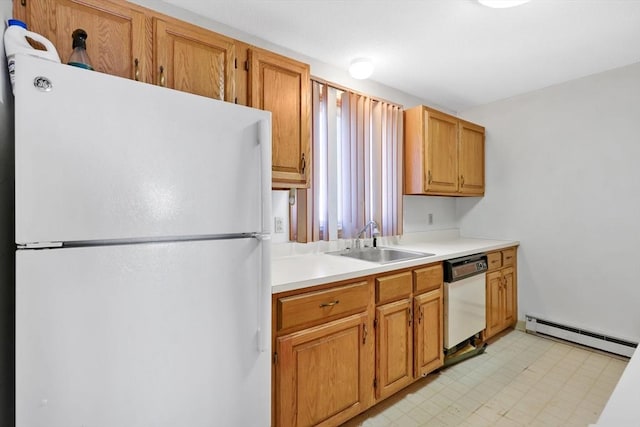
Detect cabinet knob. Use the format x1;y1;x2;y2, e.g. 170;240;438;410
134;58;140;81
159;65;166;87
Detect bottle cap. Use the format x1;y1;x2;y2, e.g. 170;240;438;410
8;19;27;29
71;29;88;49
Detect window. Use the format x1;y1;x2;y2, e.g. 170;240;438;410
294;81;402;242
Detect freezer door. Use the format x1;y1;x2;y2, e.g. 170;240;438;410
15;55;272;245
16;239;271;427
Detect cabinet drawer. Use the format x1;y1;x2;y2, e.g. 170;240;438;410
502;248;516;267
376;272;412;304
413;264;443;294
487;251;502;271
277;281;369;331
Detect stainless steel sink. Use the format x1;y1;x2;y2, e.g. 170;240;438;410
327;246;435;264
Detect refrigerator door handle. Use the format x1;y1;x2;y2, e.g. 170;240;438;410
256;233;271;352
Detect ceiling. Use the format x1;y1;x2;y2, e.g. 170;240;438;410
163;0;640;112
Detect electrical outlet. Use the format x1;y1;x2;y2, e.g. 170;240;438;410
274;216;284;233
428;213;433;225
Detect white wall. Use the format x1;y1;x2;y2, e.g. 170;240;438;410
403;196;458;233
0;2;15;424
271;191;290;244
457;62;640;342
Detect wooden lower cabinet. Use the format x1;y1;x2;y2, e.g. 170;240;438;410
275;312;374;427
274;262;445;426
485;247;518;340
375;299;413;399
414;289;444;377
486;267;516;338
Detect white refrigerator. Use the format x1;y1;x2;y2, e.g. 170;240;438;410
14;55;272;426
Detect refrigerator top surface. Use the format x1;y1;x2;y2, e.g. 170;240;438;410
15;55;272;245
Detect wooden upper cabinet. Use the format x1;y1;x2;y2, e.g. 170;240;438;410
153;18;235;102
426;109;459;193
458;120;485;195
248;48;311;188
404;105;485;196
16;0;237;101
15;0;148;81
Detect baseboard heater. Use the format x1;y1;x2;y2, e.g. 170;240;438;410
525;315;637;358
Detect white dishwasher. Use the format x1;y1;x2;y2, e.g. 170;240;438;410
443;253;488;352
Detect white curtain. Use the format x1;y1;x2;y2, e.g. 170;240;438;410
309;81;402;241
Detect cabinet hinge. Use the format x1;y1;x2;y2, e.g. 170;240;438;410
234;58;237;69
244;60;249;71
373;378;377;388
373;318;378;329
234;97;238;104
273;352;278;365
21;0;26;6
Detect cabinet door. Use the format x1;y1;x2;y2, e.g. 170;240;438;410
249;48;311;188
154;18;235;101
424;109;458;193
375;299;413;400
276;312;373;427
458;120;485;195
485;270;503;339
17;0;148;81
502;267;516;327
414;289;444;377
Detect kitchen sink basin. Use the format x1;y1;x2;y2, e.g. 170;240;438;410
328;246;435;264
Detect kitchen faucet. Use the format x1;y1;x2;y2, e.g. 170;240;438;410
355;220;380;248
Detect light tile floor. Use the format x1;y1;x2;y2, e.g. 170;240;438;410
342;330;628;427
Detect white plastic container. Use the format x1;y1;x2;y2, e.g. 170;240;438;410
4;19;60;94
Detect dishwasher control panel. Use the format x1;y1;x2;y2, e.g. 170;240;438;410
444;253;488;282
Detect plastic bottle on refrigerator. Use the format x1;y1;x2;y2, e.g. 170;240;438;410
67;29;94;71
3;18;61;94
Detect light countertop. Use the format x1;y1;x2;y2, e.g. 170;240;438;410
272;232;519;294
593;346;639;426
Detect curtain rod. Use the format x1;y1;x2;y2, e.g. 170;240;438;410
311;76;404;109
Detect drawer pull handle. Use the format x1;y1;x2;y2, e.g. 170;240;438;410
319;300;340;308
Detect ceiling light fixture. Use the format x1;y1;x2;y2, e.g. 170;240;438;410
349;58;374;80
478;0;530;8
